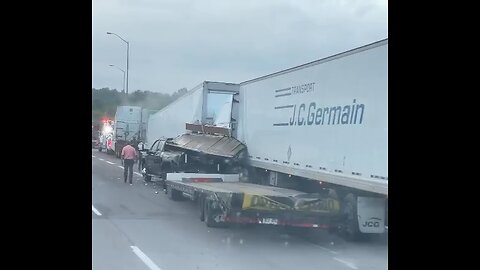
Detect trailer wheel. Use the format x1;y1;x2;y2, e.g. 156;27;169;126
204;199;225;228
204;200;214;227
341;193;371;241
199;197;205;222
142;166;152;182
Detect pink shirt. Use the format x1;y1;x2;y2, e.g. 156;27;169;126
121;145;138;160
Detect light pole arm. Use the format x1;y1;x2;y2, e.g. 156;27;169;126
107;32;128;44
107;31;130;95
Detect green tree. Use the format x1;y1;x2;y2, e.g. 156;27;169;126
92;87;188;122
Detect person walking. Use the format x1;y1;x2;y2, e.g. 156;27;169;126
131;136;138;151
137;140;145;172
121;141;138;185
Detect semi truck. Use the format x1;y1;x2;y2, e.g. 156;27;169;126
111;106;149;158
144;39;388;238
236;39;388;238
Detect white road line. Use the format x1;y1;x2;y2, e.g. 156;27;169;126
98;158;104;161
105;161;115;165
130;246;162;270
92;205;102;216
117;165;124;169
333;257;358;270
92;155;96;158
318;245;339;255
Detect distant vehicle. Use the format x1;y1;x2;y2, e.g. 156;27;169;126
111;106;149;158
92;122;100;148
98;119;114;153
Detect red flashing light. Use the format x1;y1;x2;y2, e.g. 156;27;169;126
101;117;110;124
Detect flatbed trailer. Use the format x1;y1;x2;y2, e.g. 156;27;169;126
165;173;341;228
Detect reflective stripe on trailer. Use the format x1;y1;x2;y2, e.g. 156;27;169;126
224;216;329;228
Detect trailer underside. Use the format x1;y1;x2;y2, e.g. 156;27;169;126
165;174;341;229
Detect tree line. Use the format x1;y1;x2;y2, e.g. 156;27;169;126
92;87;188;121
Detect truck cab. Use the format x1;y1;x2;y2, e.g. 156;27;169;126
144;139;166;177
142;138;184;182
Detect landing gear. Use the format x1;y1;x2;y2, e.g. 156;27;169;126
203;198;226;228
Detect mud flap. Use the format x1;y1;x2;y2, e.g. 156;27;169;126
357;197;386;234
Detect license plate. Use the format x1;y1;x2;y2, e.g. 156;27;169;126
262;218;278;225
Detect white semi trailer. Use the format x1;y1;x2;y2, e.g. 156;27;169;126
146;81;240;145
236;39;388;237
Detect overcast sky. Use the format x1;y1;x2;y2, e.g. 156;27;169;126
92;0;387;94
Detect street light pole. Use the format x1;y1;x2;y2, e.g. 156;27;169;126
126;41;129;95
109;65;125;93
107;32;129;95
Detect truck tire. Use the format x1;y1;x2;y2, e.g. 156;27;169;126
199;197;205;222
142;165;152;182
341;193;371;241
163;181;168;194
204;199;225;228
167;186;182;201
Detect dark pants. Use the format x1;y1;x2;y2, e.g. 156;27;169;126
123;159;134;184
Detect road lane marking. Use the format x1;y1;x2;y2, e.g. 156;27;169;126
92;205;102;216
318;246;339;255
92;155;96;158
105;161;115;165
333;257;358;270
130;246;162;270
98;158;104;161
118;165;124;169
